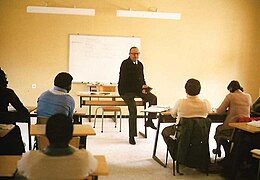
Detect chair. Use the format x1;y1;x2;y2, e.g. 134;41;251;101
93;85;122;133
165;117;212;176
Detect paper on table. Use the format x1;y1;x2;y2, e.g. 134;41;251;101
142;105;170;113
247;120;260;128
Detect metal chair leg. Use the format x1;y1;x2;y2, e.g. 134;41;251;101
94;107;100;128
119;110;122;132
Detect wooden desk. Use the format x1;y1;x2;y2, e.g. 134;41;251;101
92;155;109;179
0;155;21;177
228;122;260;178
0;155;108;179
229;122;260;133
30;124;96;136
251;149;260;180
77;91;148;138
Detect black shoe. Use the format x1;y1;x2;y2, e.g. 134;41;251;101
129;137;136;145
145;121;157;130
212;148;221;157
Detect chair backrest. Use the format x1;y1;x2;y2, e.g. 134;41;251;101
37;117;49;124
98;85;117;92
176;117;211;170
37;136;80;150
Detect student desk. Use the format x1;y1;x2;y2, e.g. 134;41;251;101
29;109;89;149
0;155;21;177
0;155;108;179
228;122;260;178
77;91;148;137
30;124;96;149
153;111;227;167
30;124;96;136
251;149;260;180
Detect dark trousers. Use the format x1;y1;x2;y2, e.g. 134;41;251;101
162;125;177;159
121;92;157;137
0;125;25;155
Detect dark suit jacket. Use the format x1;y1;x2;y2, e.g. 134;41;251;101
118;58;146;95
175;117;211;170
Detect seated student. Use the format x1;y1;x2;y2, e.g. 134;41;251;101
37;72;75;119
213;80;252;158
17;113;98;179
161;78;211;159
0;68;29;155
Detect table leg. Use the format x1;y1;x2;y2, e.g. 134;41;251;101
152;116;166;167
28;120;32;150
138;104;148;138
88;105;92;122
139;112;147;138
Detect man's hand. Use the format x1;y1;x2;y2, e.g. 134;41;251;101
142;85;151;94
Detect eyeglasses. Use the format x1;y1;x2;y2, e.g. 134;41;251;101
130;52;140;55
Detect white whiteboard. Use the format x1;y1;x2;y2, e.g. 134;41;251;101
69;35;141;83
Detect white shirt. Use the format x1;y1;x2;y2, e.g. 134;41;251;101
17;147;98;180
170;95;211;124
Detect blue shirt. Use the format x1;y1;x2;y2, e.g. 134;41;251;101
37;86;75;118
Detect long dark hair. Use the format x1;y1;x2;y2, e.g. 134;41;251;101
227;80;243;93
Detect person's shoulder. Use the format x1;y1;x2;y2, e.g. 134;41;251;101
22;150;44;158
4;87;15;94
122;58;130;64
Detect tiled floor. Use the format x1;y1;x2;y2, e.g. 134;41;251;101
18;118;226;180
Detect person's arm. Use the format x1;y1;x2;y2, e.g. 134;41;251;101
216;95;230;114
69;96;75;118
10;90;30;122
170;99;182;118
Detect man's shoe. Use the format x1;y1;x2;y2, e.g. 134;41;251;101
212;148;221;157
145;121;157;130
129;137;136;145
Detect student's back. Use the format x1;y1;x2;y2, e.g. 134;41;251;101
17;114;97;179
17;147;97;180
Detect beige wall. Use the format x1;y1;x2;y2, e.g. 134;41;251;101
0;0;259;109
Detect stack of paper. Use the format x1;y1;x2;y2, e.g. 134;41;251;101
247;121;260;128
142;105;170;113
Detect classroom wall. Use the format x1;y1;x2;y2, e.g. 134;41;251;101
0;0;259;109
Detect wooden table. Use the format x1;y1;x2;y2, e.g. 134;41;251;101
77;91;148;138
0;155;108;179
92;155;109;179
251;149;260;180
0;155;21;177
228;122;260;178
30;124;96;136
229;122;260;133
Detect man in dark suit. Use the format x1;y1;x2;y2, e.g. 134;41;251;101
118;47;157;145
